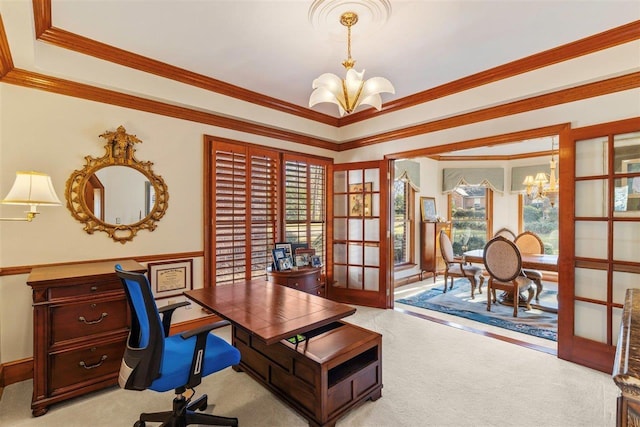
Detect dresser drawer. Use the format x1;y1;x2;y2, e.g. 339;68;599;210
49;337;127;392
48;278;122;300
286;275;321;293
51;297;129;344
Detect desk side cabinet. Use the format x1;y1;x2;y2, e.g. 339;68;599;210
27;260;145;416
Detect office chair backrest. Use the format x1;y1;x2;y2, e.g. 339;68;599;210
483;236;523;282
115;265;164;391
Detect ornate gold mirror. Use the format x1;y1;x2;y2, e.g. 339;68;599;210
66;126;169;243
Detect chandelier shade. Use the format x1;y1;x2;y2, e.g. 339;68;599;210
309;11;394;116
522;137;559;206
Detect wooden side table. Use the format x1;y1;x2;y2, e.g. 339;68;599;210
266;267;324;296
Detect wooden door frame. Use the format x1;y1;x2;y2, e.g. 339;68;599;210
558;117;640;373
328;160;391;308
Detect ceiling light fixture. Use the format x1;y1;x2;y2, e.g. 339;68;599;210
309;11;394;116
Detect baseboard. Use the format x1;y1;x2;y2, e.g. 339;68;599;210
0;314;221;390
1;358;33;388
394;272;425;288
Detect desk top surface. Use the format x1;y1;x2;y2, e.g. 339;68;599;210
463;249;558;272
185;280;356;345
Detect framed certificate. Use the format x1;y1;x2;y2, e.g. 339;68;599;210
148;259;193;299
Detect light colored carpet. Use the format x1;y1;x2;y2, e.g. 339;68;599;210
0;306;618;427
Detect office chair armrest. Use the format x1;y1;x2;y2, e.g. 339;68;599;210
180;320;231;339
158;301;191;337
179;319;232;389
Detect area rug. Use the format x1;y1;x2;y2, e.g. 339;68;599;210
396;279;558;341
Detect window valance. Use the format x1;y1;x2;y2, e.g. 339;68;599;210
395;160;420;191
442;168;504;194
511;164;550;193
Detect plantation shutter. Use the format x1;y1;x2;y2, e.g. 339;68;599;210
213;141;278;285
283;154;328;266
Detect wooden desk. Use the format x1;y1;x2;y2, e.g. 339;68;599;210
463;249;558;272
185;280;383;427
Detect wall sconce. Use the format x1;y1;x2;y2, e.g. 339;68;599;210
1;171;62;221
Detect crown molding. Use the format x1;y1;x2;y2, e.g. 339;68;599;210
339;73;640;151
0;17;13;77
31;0;339;127
386;124;570;160
340;20;640;126
31;1;640;129
1;68;339;151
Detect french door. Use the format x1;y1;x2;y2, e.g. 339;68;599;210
559;117;640;372
328;160;391;308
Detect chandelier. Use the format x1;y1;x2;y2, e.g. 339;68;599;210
523;137;559;206
309;11;395;116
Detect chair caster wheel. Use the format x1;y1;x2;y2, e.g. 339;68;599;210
134;421;146;427
198;396;208;411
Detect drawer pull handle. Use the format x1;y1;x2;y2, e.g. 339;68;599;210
79;355;107;370
78;312;108;325
90;286;98;292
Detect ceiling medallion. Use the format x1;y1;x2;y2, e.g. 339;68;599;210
308;0;392;30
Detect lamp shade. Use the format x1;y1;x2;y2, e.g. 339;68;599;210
2;171;62;206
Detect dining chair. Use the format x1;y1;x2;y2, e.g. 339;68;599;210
483;236;534;317
493;227;516;241
439;230;485;299
514;231;545;301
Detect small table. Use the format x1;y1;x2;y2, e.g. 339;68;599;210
185;280;383;427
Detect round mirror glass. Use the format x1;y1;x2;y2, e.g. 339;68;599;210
86;166;154;225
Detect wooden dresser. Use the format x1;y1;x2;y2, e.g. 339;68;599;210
266;267;324;296
26;259;145;416
419;221;450;282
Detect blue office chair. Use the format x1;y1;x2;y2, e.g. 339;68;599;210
115;265;241;427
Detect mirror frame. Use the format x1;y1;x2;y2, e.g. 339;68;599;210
66;126;169;243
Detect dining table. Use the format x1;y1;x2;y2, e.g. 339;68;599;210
462;248;558;312
462;248;558;272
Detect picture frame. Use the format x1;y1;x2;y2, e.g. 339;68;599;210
272;247;287;271
295;248;315;267
310;255;322;268
278;256;293;271
349;182;373;217
148;259;193;299
275;242;293;260
420;196;437;221
622;158;640;198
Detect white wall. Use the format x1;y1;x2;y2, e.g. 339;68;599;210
0;85;333;363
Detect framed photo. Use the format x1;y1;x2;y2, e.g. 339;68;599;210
278;256;293;271
310;255;322;268
291;243;308;257
148;259;193;299
295;248;315;267
275;242;293;259
349;182;372;217
272;247;287;270
420;196;437;221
